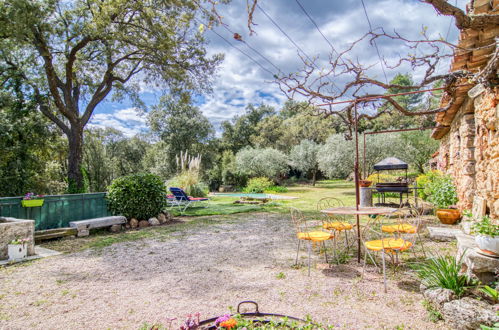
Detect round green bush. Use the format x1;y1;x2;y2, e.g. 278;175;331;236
107;173;166;219
244;177;273;193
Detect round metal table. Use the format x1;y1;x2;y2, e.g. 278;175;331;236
320;206;397;261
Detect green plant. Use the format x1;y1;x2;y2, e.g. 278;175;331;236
472;216;499;237
107;173;166;220
428;174;458;209
169;152;208;197
244;177;273;193
480;285;499;304
276;272;286;279
411;255;475;297
416;170;443;200
421;299;443;322
265;185;288;193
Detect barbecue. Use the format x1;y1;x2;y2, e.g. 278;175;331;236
372;157;413;207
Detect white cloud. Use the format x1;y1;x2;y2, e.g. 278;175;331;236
88;108;147;137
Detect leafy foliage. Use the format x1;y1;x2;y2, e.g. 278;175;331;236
289;140;320;184
472;216;499;237
107;173;166;220
235;147;289;181
168;152;207;197
427;175;458;209
416;170;443;200
412;255;474;297
244;177;273;193
265;185;288;193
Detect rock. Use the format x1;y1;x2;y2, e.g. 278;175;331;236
129;218;139;229
423;288;456;307
109;224;122;233
157;213;167;224
125;223;131;229
148;217;160;226
427;226;462;242
457;233;499;284
138;220;149;228
468;83;486;99
442;297;499;330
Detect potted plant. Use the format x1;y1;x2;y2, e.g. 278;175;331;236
359;179;372;187
8;237;30;261
429;175;460;224
472;215;499;256
21;192;44;207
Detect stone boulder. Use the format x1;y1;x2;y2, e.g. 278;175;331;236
109;224;122;233
157;213;167;224
129;218;139;229
442;297;499;330
148;217;160;226
423;288;456;308
138;220;149;228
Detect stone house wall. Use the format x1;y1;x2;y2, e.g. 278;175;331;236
435;90;498;218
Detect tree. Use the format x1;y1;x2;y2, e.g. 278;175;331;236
148;95;214;172
400;131;439;173
318;135;355;179
220;104;275;152
289;140;321;185
0;77;64;196
235;147;289;182
0;0;223;192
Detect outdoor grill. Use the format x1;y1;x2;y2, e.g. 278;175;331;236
373;157;410;206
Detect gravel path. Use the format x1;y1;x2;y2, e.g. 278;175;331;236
0;213;446;329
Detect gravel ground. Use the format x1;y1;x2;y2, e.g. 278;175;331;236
0;213;448;329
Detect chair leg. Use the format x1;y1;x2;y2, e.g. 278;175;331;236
381;250;387;293
295;239;301;265
323;241;328;264
333;233;338;264
344;230;350;249
308;241;311;276
417;232;427;258
362;246;368;278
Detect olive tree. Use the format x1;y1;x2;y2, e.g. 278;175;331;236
235;147;289;182
0;0;223;192
289;140;321;186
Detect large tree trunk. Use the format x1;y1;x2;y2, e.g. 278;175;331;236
66;125;85;193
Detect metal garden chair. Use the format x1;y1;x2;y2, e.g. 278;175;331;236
290;207;334;276
317;197;354;262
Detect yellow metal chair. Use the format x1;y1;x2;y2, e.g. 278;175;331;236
290;207;334;276
362;212;421;293
381;207;426;258
317;197;354;262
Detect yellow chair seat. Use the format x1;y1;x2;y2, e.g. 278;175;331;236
323;222;353;231
297;231;334;242
364;238;412;252
381;223;417;234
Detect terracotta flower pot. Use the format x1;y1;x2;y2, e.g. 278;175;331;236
359;180;372;187
436;209;461;225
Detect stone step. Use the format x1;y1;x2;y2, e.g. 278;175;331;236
427;226;462;241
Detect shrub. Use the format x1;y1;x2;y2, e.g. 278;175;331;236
244;177;273;193
107;173;166;219
411;255;475;297
428;174;458;209
472;215;499;237
168;152;208;197
265;185;288;193
416;170;443;200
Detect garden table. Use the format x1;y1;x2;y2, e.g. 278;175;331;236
320;206;397;261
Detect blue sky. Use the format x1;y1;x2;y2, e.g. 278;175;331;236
89;0;467;136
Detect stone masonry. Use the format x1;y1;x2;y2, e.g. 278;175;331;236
0;217;35;260
432;0;498;220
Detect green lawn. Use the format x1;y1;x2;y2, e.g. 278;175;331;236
172;180;357;217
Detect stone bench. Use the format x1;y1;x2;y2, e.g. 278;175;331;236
69;216;126;237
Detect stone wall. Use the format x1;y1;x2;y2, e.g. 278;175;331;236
0;217;35;260
435;89;498;218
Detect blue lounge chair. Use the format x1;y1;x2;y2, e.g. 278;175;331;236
168;187;209;213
